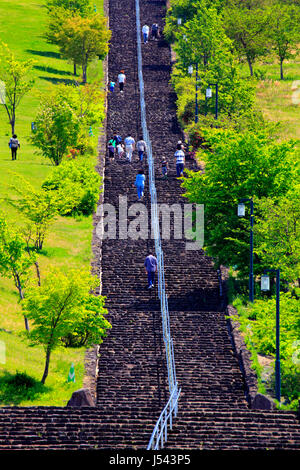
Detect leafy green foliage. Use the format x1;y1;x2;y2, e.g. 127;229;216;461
181;128;298;275
169;0;256;125
0;371;46;405
0;212;36;300
53;13;110;83
31;88;81;166
42;157;101;216
223;0;272;76
0;43;34;134
46;0;92;16
7;173;59;251
232;293;300;406
22;267;110;383
255;190;300;283
31;83;104;165
268;2;300;79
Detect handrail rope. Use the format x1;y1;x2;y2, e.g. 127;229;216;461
135;0;180;449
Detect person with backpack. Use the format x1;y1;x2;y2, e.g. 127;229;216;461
9;134;20;161
151;23;159;41
113;132;122;147
134;169;145;200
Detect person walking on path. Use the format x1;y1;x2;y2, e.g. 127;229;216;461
117;70;126;93
124;134;135;162
108;137;116;160
161;158;168;180
9;134;20;161
142;24;150;44
137;137;147;162
151;23;159;40
174;147;185;177
108;80;115;92
144;251;157;289
117;142;125;159
113;131;122;147
176;140;185;151
134;169;145;200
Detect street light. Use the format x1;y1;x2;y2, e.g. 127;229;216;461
261;269;281;403
188;63;199;124
238;198;254;303
205;83;218;119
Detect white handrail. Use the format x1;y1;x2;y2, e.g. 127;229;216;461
135;0;180;449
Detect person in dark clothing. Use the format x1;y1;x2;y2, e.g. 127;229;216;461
151;23;159;40
144;251;158;289
9;134;20;160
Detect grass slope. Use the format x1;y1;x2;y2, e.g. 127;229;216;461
0;0;104;405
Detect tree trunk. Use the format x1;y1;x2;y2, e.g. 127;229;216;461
82;65;87;84
280;58;284;80
35;261;41;286
15;274;29;332
246;56;253;77
41;345;51;384
73;61;77;76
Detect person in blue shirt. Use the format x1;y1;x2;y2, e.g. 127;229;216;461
108;80;115;92
134;169;145;200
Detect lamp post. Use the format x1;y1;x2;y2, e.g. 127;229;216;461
205;83;218;119
237;198;254;303
261;269;281;403
188;63;199;124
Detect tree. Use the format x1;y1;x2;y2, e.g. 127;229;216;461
45;4;90;75
46;0;92;16
174;2;232;71
171;1;256;121
255;190;300;283
7;173;59;251
0;43;34;134
269;3;300;79
0;213;36;331
22;267;111;384
42;157;102;216
223;0;271;76
181;128;298;276
54;14;110;83
31;87;81;165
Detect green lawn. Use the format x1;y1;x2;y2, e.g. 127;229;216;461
0;0;105;405
241;52;300;142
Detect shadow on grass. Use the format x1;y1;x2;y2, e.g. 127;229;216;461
26;49;61;59
0;371;49;405
39;76;77;85
34;65;74;76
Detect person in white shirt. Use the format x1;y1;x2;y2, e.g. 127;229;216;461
117;70;126;93
174;149;185;177
124;134;135;162
142;24;149;44
117;143;124;158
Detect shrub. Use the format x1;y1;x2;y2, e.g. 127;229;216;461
42;157;101;216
